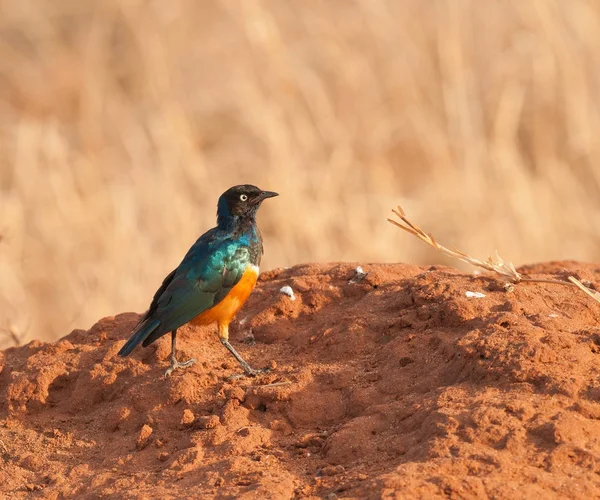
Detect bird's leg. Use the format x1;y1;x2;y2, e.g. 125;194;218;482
218;322;266;377
164;328;197;378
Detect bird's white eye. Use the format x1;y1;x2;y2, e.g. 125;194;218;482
240;194;248;201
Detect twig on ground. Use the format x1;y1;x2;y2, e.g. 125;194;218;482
388;206;522;281
568;277;600;304
252;380;292;389
388;205;597;299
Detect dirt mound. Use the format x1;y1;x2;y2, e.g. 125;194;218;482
2;262;600;499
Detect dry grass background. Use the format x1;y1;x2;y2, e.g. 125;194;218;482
2;0;600;347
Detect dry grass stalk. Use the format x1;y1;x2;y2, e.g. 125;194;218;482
388;206;599;300
568;277;600;304
388;206;522;282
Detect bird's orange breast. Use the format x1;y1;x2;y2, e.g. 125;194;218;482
191;265;259;327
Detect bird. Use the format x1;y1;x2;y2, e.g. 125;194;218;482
117;184;278;378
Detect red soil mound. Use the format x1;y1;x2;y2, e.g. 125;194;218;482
2;262;600;499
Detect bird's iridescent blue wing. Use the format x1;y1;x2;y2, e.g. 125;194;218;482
140;235;251;346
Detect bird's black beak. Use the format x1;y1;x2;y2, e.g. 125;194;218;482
259;191;279;201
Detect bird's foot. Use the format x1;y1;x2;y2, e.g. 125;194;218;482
164;358;197;378
226;366;270;381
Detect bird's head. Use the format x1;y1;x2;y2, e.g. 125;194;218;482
217;184;278;225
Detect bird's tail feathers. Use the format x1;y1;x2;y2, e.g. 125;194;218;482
118;318;161;357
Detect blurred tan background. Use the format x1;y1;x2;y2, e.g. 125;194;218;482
2;0;600;347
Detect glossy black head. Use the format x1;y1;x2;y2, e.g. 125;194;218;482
217;184;278;224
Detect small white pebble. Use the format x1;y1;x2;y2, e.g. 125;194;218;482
350;266;368;283
548;313;559;318
280;286;295;300
465;291;486;298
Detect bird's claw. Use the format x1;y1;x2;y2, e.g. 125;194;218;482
164;358;197;378
226;367;270;381
246;367;270;378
